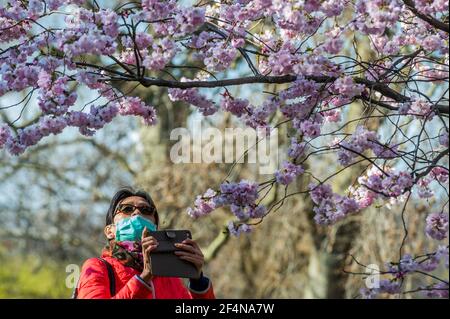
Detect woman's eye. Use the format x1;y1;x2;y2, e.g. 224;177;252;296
141;208;152;215
122;206;134;213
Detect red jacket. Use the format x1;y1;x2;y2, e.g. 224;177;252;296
77;254;215;299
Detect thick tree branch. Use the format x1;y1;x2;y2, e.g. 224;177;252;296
203;224;230;263
139;75;449;114
403;0;449;33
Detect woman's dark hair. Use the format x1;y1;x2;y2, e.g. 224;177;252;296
105;186;159;227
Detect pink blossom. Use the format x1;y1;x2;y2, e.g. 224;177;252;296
425;212;449;240
142;38;178;71
288;138;308;159
38;116;67;136
174;7;205;35
322;37;343;54
431;167;449;184
337;126;396;166
279;76;320;101
275;161;304;185
356;167;413;200
228;221;252;237
309;183;360;225
243;98;278;130
114;97;158;126
5;138;26;155
267;42;297;75
220;93;249;117
406;97;434;118
169;85;217;116
332;76;365;98
294;117;322;139
187;189;217;219
0;124;12;149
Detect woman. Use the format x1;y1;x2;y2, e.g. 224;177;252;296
75;187;215;299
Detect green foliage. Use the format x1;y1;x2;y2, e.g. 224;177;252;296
0;249;72;299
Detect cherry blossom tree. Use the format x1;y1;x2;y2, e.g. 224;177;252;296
0;0;448;298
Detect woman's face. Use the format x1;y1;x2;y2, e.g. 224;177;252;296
104;196;157;240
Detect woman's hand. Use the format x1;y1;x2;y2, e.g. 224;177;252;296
174;238;205;275
140;227;158;283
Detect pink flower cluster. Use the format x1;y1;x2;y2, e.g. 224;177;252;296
362;245;449;298
142;38;178;72
439;131;449;147
38;76;77;116
331;76;365;99
217;180;259;207
220;93;249;117
187;180;267;234
416;167;449;198
113;97;157;126
0;116;68;155
309;183;360;225
0;16;28;42
168;85;217;116
275;161;304;185
277;77;326;137
414;0;449;16
431;167;449;183
354;0;403;35
267;42;298;75
56;8;119;57
399;97;435;119
287;138;308;159
188;30;239;72
119;31;178;72
425;212;449;240
279;76;320;101
203;44;238;72
420;245;449;272
186;188;217;219
422;282;449;298
227;221;252;237
322;36;344;55
0;124;12;149
174;7;205;36
274;3;322;36
294;117;323;139
243;97;279;131
350;167;414;208
141;0;176;21
337;126;398;166
360;279;402;299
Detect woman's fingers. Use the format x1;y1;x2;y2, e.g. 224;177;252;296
142;239;158;251
142;243;158;252
178;239;205;257
174;251;202;259
142;242;158;249
182;238;201;250
174;243;201;255
141;228;158;259
145;245;158;252
142;236;158;245
174;250;204;270
144;244;158;256
142;226;150;241
177;255;203;269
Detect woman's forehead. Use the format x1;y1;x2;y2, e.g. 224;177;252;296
119;196;149;206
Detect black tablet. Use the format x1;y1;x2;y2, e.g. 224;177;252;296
147;230;201;279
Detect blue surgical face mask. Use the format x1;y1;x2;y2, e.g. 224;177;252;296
115;215;157;242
